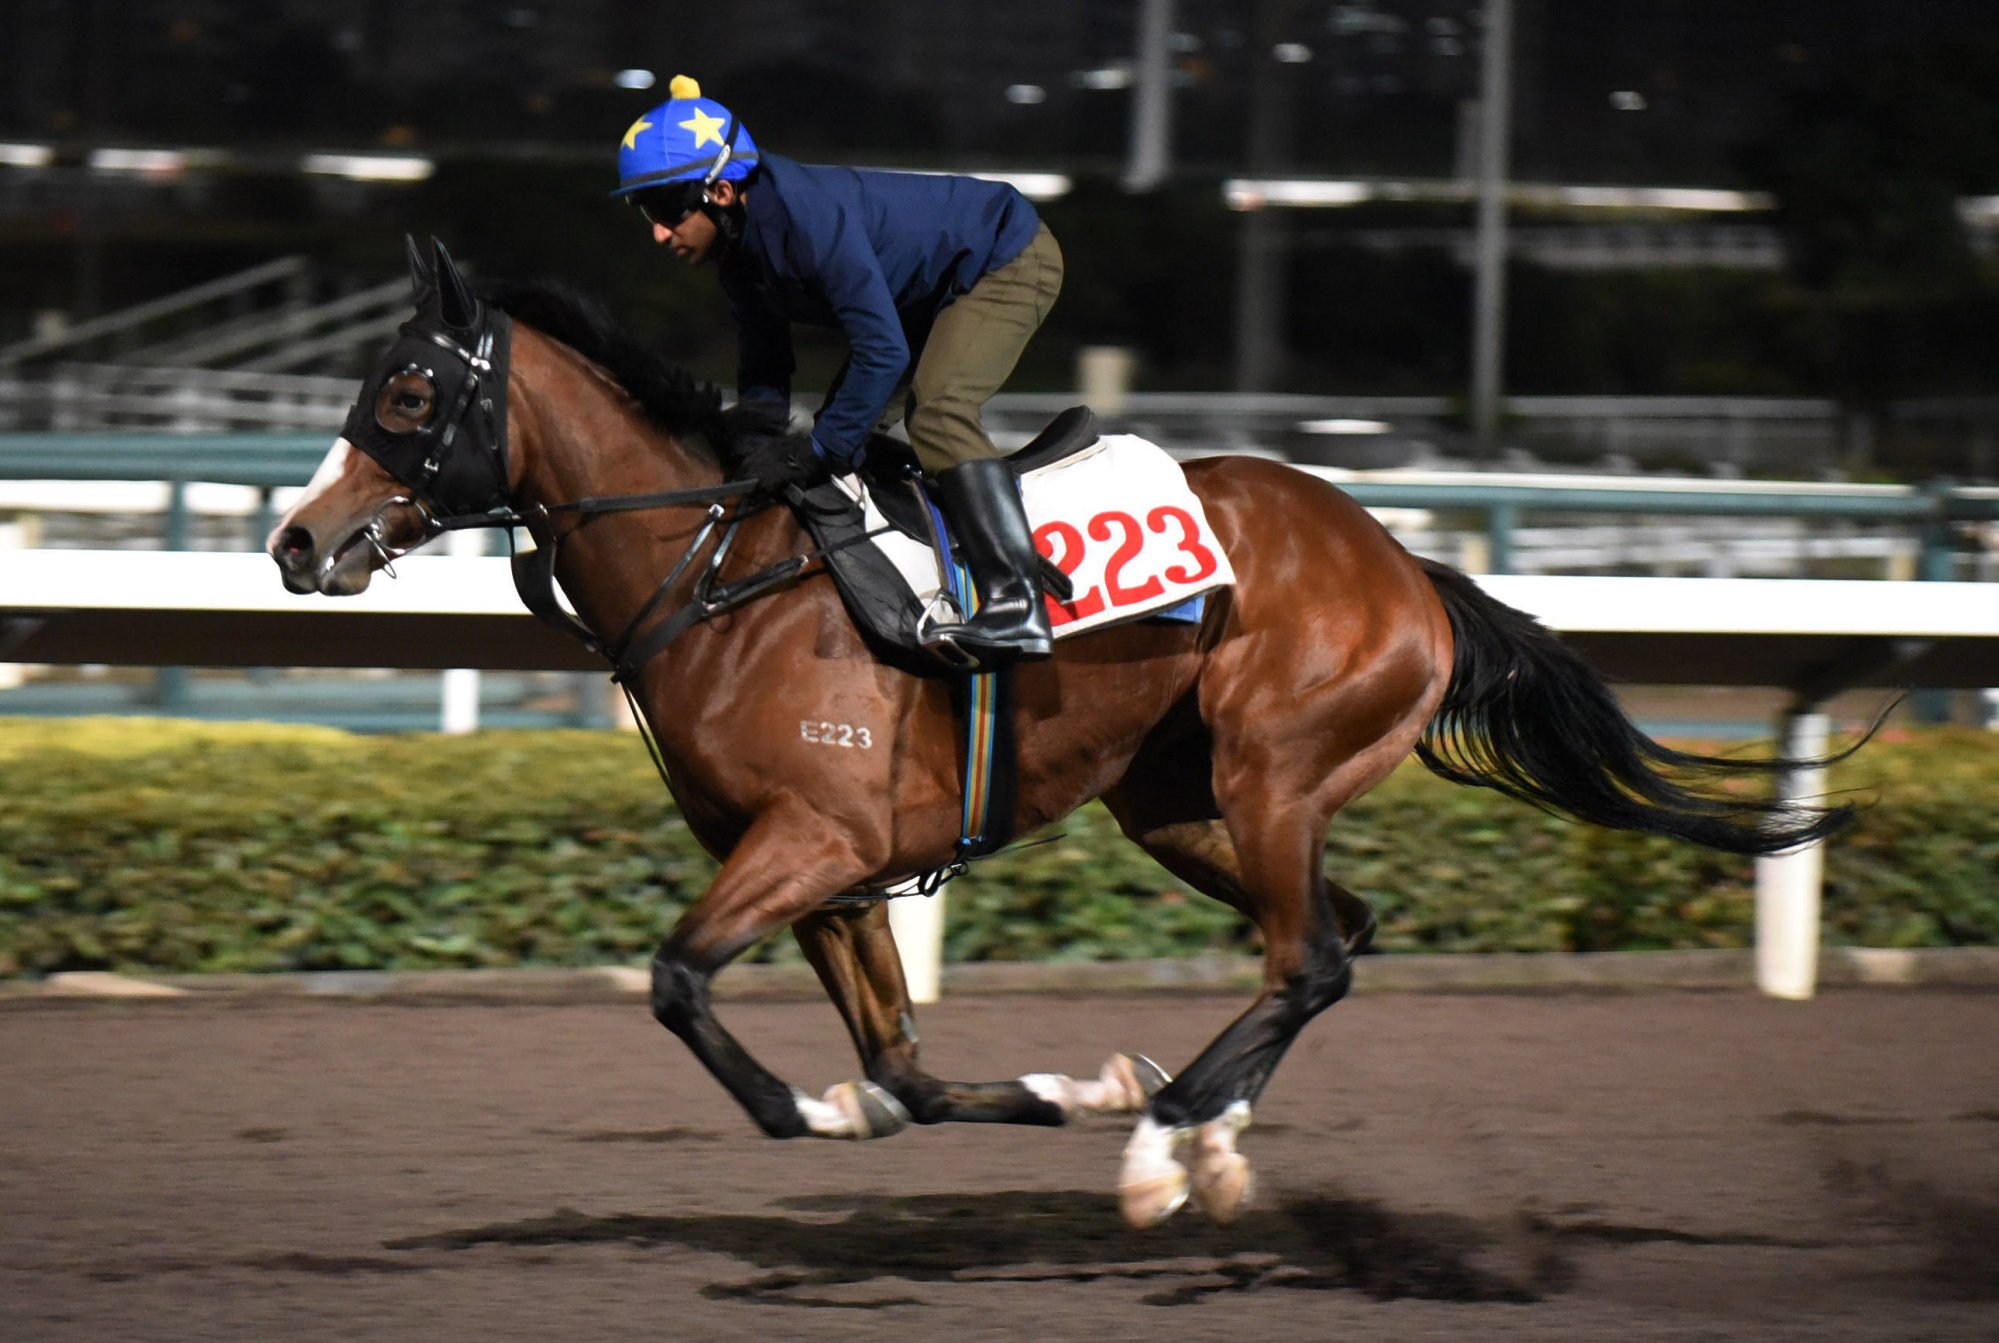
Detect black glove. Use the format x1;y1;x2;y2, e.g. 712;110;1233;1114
732;432;829;494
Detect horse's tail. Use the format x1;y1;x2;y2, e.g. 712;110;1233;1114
1414;559;1856;855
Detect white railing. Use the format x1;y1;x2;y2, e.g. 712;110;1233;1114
191;278;409;372
1341;223;1786;270
4;548;1998;1003
34;364;353;432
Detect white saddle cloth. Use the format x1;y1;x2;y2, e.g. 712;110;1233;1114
841;433;1236;638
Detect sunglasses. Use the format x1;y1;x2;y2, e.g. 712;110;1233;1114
630;184;706;229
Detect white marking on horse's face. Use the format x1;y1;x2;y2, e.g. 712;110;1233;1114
294;437;362;511
268;435;421;597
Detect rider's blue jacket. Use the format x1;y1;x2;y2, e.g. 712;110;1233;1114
717;153;1040;467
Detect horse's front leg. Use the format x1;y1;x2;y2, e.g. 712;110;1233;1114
649;809;916;1141
792;899;1168;1126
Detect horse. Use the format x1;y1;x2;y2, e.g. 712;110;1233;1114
269;239;1853;1228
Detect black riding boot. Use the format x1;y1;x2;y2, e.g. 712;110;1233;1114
925;457;1054;667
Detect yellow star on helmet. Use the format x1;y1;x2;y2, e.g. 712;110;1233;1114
678;105;727;149
621;115;653;151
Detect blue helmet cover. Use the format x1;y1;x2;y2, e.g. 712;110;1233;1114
614;74;758;197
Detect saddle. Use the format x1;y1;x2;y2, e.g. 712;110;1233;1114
852;406;1100;548
791;406;1102;673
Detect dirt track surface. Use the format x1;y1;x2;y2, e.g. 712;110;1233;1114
3;988;1995;1342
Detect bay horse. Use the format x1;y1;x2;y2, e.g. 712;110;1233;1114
269;240;1851;1228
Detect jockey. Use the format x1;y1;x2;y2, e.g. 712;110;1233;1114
612;74;1061;666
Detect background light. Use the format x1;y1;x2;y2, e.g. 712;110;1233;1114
89;148;189;176
1296;418;1393;435
300;153;435;182
1071;66;1133;90
887;168;1071;201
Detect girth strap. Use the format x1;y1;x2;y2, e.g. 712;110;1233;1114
938;538;1017;864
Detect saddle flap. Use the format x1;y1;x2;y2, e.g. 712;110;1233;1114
789;477;931;662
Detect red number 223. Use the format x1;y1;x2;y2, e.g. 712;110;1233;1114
1033;505;1218;627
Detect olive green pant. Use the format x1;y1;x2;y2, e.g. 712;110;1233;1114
883;223;1063;474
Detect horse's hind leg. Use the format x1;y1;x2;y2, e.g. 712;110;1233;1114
1107;810;1360;1226
791;900;1166;1126
1100;715;1408;1226
1112;816;1377;957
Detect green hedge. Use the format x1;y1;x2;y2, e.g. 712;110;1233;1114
1;719;1994;977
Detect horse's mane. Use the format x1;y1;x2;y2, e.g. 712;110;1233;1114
477;279;786;460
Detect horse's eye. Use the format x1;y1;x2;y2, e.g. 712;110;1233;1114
376;375;435;430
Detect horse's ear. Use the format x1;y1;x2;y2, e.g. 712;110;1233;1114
431;237;480;332
404;233;438;313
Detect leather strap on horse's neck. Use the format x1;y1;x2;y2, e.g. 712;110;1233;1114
509;492;779;680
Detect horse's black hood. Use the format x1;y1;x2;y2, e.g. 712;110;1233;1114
341;237;512;519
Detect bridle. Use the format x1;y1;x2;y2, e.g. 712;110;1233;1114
342;302;823;691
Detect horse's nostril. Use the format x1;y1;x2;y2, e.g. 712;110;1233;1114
276;526;314;559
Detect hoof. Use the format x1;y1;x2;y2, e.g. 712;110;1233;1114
1188;1102;1254;1223
1098;1053;1172;1113
1118;1053;1173;1101
794;1081;912;1139
1119;1164;1190;1228
1019;1054;1175;1119
1119;1116;1191;1227
827;1080;911;1140
1190;1151;1254;1224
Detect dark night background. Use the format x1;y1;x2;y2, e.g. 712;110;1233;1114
3;0;1997;406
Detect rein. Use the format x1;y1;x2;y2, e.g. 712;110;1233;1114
512;486;787;681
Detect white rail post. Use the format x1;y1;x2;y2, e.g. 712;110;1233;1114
1753;707;1830;999
1077;345;1134;416
439;529;483;733
889;893;946;1005
0;515;28;688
